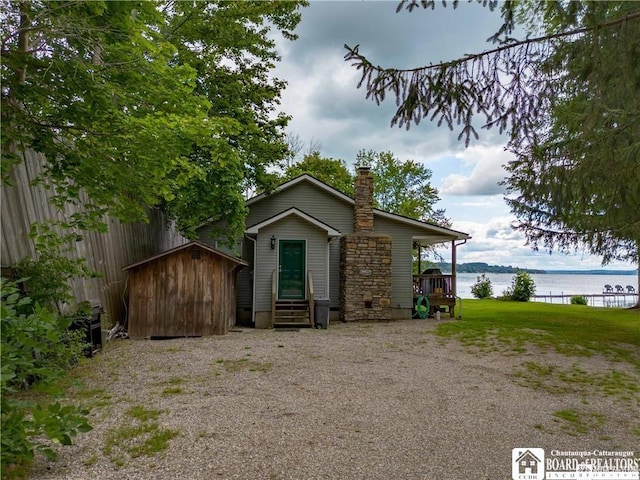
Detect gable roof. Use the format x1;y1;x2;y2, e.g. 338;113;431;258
246;207;341;236
123;241;248;271
246;174;470;241
246;174;353;207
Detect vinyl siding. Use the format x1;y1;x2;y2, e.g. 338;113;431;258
374;216;456;310
254;215;328;313
246;182;353;310
198;178;462;321
246;182;353;232
236;238;254;310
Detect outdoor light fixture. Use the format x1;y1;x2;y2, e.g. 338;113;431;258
270;235;276;250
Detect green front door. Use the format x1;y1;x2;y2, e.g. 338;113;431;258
278;240;306;299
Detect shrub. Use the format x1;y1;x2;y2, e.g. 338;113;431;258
1;279;92;477
507;270;536;302
471;274;493;299
571;295;588;305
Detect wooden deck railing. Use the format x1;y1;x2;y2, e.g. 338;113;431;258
413;274;455;298
414;274;457;318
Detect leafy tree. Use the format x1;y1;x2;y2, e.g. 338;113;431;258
506;270;536;302
503;2;640;268
343;1;640;284
1;1;211;228
283;151;355;195
357;149;450;226
470;274;493;299
0;2;305;472
282;149;449;225
1;0;306;242
161;1;306;238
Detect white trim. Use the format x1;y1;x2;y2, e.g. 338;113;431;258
246;207;341;236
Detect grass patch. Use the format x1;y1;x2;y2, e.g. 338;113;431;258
103;423;179;463
164;346;184;353
104;404;178;466
126;404;161;423
165;377;184;385
552;408;605;435
213;358;273;373
435;300;640;366
439;301;640;430
161;386;184;395
513;362;640;402
66;385;113;409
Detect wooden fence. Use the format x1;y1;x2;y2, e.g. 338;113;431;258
1;149;187;326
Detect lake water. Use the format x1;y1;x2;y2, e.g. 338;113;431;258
455;273;638;307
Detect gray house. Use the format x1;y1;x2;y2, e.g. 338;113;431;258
197;167;470;328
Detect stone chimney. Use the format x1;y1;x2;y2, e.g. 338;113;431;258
339;165;392;323
353;166;374;232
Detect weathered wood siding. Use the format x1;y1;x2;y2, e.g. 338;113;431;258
1;149;186;324
127;245;240;337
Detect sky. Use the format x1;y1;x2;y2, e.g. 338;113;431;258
269;1;635;272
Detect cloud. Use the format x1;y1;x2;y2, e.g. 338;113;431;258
274;1;509;164
440;144;513;195
269;3;637;271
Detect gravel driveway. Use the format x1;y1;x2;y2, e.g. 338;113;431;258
29;319;639;480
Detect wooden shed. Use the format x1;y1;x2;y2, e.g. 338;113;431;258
123;241;247;337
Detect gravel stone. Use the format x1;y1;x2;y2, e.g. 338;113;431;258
27;320;639;480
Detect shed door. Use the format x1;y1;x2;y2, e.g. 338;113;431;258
278;240;306;299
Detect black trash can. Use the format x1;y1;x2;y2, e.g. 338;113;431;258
314;298;330;329
70;304;103;357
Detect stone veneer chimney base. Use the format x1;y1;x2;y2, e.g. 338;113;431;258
339;231;392;322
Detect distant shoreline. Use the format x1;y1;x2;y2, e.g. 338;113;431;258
435;262;638;275
544;270;637;275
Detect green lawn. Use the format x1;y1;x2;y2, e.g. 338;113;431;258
436;299;640;367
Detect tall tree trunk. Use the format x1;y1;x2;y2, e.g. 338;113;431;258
17;2;31;84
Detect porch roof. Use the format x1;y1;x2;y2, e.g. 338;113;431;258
246;207;341;237
375;209;470;244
